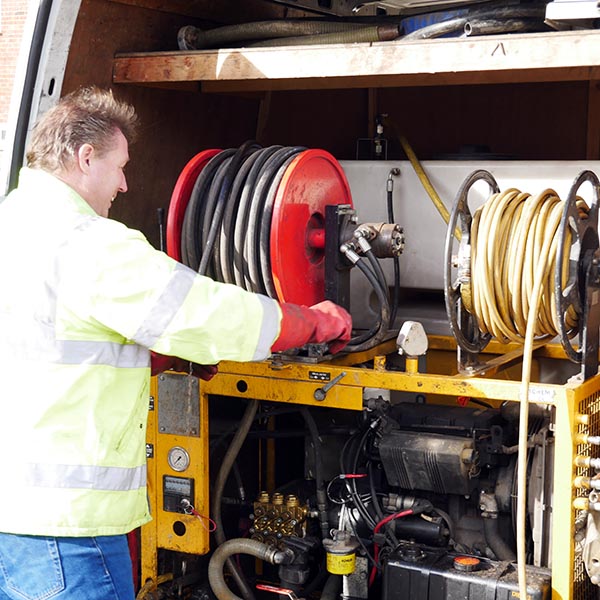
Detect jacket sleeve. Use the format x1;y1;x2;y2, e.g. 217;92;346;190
57;217;282;364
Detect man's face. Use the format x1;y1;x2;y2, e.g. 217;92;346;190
84;129;130;218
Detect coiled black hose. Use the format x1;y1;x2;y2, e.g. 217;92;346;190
199;141;261;276
180;142;392;352
181;144;305;290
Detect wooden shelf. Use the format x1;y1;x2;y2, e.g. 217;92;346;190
113;29;600;92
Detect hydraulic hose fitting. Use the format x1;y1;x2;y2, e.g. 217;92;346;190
340;244;361;265
355;234;373;254
387;168;401;193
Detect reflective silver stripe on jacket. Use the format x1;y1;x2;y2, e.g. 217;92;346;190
20;463;147;491
0;322;150;368
252;295;281;361
132;261;196;348
57;339;149;367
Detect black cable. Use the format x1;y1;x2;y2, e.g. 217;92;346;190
346;504;378;569
367;461;384;523
348;426;377;530
386;183;400;328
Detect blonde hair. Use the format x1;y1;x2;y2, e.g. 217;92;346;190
26;86;138;172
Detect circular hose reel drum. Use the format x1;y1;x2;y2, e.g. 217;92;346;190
554;169;600;363
167;146;354;306
444;169;499;356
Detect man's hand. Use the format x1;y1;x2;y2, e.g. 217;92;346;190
150;352;218;381
307;300;353;353
271;300;352;354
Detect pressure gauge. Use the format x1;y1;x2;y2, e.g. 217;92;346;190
167;446;190;472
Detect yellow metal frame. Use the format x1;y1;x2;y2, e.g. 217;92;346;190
141;339;600;600
141;377;210;585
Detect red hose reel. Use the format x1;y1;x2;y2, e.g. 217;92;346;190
167;147;353;306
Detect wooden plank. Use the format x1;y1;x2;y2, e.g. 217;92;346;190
198;68;599;92
113;30;600;91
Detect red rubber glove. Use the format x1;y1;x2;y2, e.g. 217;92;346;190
150;351;218;381
271;300;352;354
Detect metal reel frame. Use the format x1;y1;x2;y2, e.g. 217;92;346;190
444;169;500;370
555;170;600;373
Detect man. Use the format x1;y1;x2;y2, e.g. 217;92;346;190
0;86;351;599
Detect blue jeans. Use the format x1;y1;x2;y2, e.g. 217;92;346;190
0;533;134;600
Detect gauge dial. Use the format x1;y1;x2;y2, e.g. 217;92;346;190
167;446;190;472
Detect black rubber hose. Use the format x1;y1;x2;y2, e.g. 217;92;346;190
483;518;517;562
220;150;266;284
258;150;304;298
299;406;330;540
182;149;235;271
401;5;546;41
464;17;548;37
320;575;342;600
364;247;389;307
302;559;330;597
386;185;400;328
213;143;263;281
346;256;391;352
343;255;385;346
201;157;234;279
199;141;261;276
233;146;283;289
245;146;304;294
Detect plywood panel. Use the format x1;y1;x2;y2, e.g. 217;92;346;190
113;30;600;91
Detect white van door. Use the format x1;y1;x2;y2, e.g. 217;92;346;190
0;0;81;198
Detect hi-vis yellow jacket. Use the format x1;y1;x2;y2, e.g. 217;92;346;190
0;168;282;537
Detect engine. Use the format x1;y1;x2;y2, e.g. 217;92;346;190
192;395;553;600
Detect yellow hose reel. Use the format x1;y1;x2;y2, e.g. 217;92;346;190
444;168;600;379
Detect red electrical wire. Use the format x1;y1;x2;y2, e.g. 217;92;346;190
369;509;414;586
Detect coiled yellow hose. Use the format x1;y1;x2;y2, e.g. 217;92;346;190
466;186;587;600
469;188;582;343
